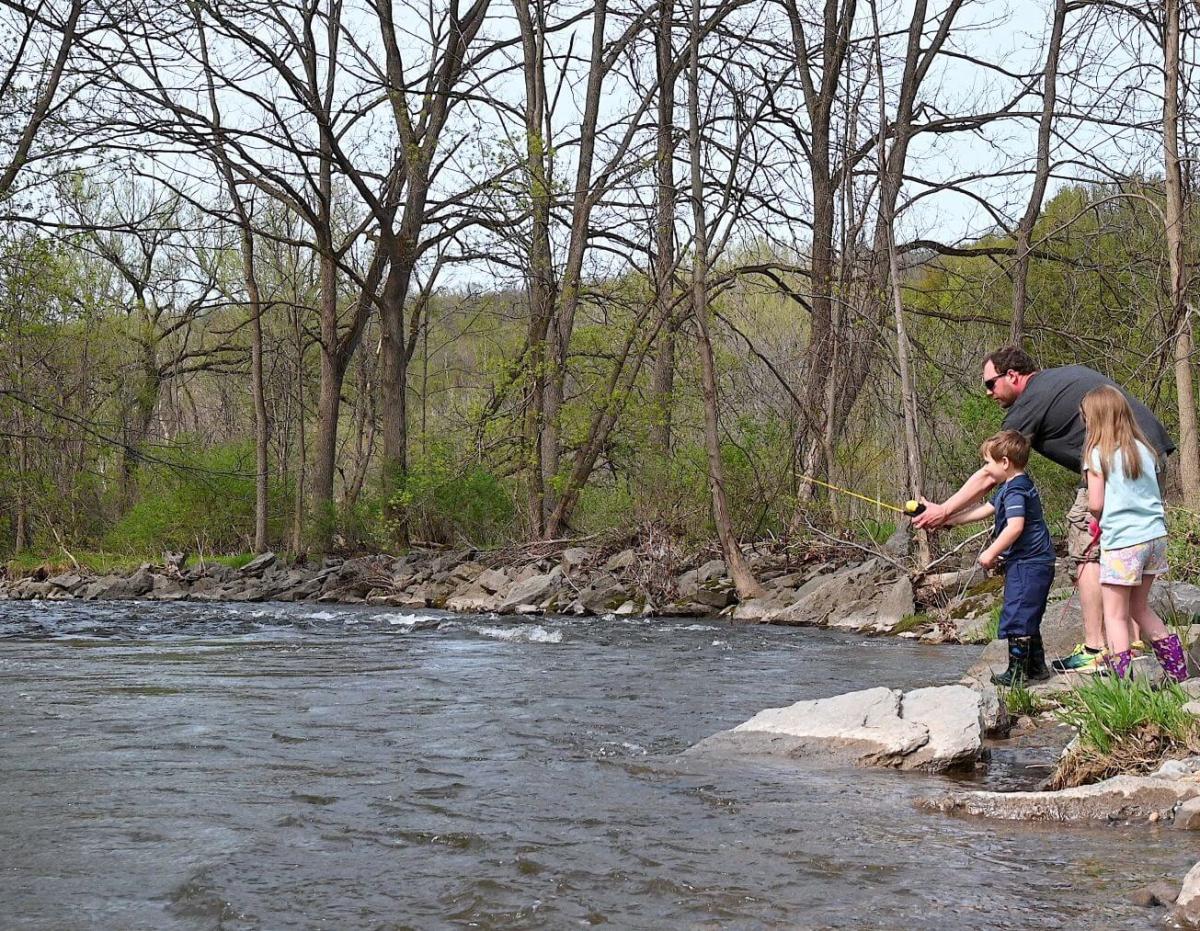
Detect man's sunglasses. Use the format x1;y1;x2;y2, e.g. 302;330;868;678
983;372;1006;392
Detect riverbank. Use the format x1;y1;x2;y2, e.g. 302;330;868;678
1;539;931;632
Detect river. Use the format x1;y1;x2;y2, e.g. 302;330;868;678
0;600;1193;929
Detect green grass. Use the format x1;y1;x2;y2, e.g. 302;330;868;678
893;613;930;634
959;604;1002;644
4;549;262;576
1054;677;1196;755
197;553;259;570
1002;682;1046;717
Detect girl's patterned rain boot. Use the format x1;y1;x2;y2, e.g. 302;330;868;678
1105;649;1134;680
1150;633;1190;684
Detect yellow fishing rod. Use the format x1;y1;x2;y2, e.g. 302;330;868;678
798;474;926;516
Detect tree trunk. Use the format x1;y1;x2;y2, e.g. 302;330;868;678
1010;0;1065;344
687;0;762;599
311;249;343;520
514;0;555;537
1164;0;1200;507
649;0;678;455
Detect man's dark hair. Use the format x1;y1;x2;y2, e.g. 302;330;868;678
984;345;1039;376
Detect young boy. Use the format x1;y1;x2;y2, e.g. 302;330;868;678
946;430;1057;685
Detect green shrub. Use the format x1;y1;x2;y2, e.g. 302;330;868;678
381;447;514;546
105;439;289;554
1055;677;1195;755
859;518;896;546
1166;506;1200;581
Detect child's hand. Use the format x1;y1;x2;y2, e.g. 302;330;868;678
978;551;998;571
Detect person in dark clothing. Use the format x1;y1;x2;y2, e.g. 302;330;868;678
914;346;1175;672
945;430;1055;685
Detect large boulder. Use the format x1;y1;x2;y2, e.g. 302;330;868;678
765;560;913;631
498;569;560;614
577;572;627;614
604;549;637;573
238;551;277;577
1154;581;1200;619
47;573;85;594
899;685;985;772
82;567;154;601
560;548;592;574
1173;861;1200;929
826;575;914;633
446;584;502;614
692;685;983;772
476;568;511;595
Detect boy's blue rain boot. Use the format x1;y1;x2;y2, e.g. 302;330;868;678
992;637;1045;687
1028;635;1051;681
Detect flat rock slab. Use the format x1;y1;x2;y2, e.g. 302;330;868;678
692;685;983;772
901;685;984;772
923;773;1200;824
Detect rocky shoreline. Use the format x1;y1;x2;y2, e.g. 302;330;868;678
0;542;930;633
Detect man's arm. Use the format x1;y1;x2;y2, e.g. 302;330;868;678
913;466;999;530
945;501;995;527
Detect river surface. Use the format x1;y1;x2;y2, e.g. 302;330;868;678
0;600;1194;930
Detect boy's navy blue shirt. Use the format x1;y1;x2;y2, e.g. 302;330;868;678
989;474;1055;564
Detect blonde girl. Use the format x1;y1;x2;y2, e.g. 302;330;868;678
1082;385;1187;681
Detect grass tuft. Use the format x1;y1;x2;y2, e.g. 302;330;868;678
1048;676;1200;788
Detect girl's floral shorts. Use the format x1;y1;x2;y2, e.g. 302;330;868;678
1099;536;1168;586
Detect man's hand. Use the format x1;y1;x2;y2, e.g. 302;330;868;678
912;496;949;530
978;550;999;571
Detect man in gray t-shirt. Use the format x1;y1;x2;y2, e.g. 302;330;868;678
914;346;1175;672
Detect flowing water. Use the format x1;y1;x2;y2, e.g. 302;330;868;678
0;600;1193;930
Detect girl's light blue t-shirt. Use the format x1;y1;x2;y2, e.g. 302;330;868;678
1086;440;1167;549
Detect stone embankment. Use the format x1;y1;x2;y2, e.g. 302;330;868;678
0;544;923;631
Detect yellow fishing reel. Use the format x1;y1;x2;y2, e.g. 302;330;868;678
903;500;926;517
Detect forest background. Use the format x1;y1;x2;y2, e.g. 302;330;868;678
3;0;1200;595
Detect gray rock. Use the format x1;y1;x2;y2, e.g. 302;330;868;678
561;548;592;573
692;685;980;772
715;687;928;766
149;574;189;601
238;551;277;577
604;549;637;573
923;773;1200;823
476;568;511;594
16;580;53;599
882;525;911;559
899;685;985;773
47;573;84;593
730;593;791;622
1173;861;1200;929
1176;797;1200;831
614;600;639;616
691;586;734;610
446;585;502;614
1129;881;1181;907
828;575;915;633
767;560;911;632
498;570;560;614
83;568;154;601
1153;582;1200;620
577;572;626;614
1154;757;1200;779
